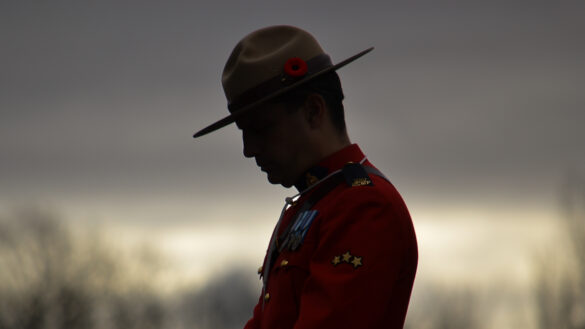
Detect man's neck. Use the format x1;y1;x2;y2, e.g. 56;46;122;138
316;131;351;161
302;133;351;176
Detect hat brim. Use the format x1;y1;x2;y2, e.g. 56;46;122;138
193;47;374;138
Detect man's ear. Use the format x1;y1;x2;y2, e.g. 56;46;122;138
303;93;327;129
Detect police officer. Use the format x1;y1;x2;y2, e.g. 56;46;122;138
194;25;418;329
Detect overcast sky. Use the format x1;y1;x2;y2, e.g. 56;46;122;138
2;1;583;205
1;1;584;308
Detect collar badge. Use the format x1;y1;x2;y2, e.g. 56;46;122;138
305;173;319;187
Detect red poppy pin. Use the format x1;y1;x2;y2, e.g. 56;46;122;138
284;57;308;78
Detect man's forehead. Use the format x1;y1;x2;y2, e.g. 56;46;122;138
235;102;286;129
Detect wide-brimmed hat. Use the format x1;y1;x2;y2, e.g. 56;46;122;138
193;25;373;138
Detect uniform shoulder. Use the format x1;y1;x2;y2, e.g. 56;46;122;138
316;174;414;243
333;176;403;207
333;163;404;205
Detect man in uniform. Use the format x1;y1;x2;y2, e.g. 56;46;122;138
193;25;418;329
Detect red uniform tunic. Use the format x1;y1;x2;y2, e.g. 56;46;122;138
244;144;418;329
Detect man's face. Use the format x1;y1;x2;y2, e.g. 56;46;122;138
236;102;311;188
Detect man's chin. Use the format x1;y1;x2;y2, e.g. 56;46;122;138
266;173;293;188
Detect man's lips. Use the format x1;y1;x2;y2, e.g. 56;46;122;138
256;160;269;171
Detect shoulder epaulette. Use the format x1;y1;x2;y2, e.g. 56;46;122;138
342;162;374;187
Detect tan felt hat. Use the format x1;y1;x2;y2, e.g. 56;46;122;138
193;25;373;138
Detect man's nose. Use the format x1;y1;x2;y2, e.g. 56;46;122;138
242;130;259;158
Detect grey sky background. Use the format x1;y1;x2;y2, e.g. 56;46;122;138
1;1;584;225
2;3;584;326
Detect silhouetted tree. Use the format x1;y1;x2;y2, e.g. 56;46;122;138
535;173;585;329
180;267;259;329
0;207;289;329
0;208;169;329
404;284;481;329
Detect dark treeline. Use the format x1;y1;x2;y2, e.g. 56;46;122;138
0;208;257;329
1;175;583;329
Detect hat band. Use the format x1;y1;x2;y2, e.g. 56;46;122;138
228;53;333;113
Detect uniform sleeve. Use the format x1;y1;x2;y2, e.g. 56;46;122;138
293;187;417;329
243;295;262;329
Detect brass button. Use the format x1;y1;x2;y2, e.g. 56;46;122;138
257;266;263;274
264;293;270;301
280;259;289;267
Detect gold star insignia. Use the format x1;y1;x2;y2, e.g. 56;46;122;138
332;256;341;266
331;251;364;269
351;256;362;268
342;251;352;263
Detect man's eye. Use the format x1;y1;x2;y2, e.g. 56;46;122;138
252;124;271;133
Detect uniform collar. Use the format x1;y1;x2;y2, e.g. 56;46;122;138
294;144;366;192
